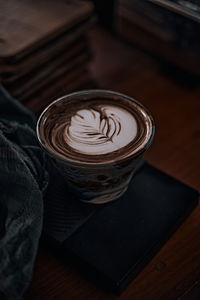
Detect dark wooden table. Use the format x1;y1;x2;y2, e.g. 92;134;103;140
25;26;200;300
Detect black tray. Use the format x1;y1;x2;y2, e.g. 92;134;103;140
43;161;199;294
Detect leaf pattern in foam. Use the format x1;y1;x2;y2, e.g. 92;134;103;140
69;108;121;145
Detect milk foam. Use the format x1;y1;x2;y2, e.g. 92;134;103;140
64;105;137;155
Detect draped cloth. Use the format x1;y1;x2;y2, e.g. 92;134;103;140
0;86;48;299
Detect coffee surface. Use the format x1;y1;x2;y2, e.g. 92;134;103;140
40;97;151;163
65;105;137;155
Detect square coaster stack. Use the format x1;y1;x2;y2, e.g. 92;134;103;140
0;0;94;114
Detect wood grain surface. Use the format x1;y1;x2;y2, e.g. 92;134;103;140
25;26;200;300
0;0;93;60
5;44;90;98
0;21;92;81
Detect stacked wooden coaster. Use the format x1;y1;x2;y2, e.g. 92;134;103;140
0;0;94;113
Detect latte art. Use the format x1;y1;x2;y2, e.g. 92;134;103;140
37;91;154;203
38;93;153;164
65;105;137;155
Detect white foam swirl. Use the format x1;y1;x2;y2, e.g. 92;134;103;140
64;105;137;155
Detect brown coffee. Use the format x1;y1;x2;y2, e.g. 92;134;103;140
39;95;152;164
37;90;154;204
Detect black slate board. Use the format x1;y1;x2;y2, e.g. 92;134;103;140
43;162;199;294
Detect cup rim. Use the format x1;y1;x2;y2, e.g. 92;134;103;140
36;89;155;166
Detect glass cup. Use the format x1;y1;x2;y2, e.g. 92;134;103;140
36;90;154;204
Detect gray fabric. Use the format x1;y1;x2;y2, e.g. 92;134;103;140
0;86;48;299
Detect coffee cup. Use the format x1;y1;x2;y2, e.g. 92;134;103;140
36;90;154;204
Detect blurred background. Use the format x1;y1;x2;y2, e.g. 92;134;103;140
0;0;199;115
